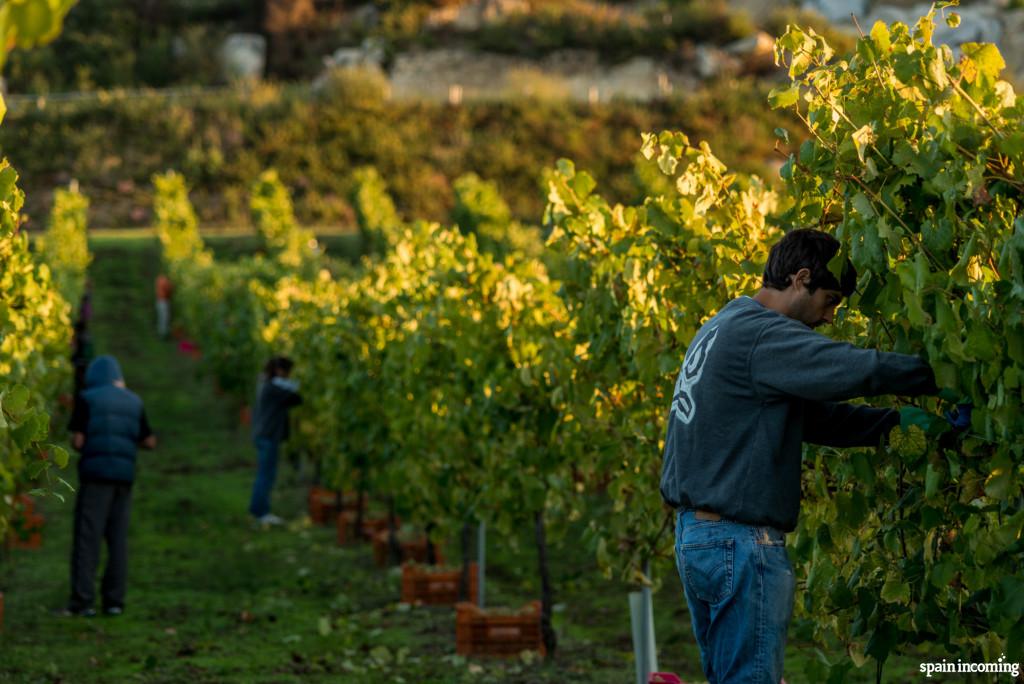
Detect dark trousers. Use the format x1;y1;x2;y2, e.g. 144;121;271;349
248;437;279;518
70;480;132;611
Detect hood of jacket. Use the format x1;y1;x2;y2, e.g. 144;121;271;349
85;355;124;389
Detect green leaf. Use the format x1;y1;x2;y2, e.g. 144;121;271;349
51;445;69;469
925;462;942;499
945;12;961;29
930;559;956;588
871;21;891;53
768;86;800;109
961;43;1005;82
851;452;875;489
851;125;876;163
569;170;596;199
2;384;31;417
997;132;1024;157
8;0;54;43
881;577;911;604
851;192;875;219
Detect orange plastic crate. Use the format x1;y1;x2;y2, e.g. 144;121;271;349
402;562;477;606
335;510;396;544
455;600;544;657
371;530;445;567
7;497;43;550
307;486;338;524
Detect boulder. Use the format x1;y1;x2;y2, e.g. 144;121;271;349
220;34;267;81
694;45;740;80
802;0;869;27
998;9;1024;80
426;0;530;31
322;38;386;71
724;31;777;75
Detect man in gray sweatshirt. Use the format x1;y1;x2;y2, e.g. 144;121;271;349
660;229;938;683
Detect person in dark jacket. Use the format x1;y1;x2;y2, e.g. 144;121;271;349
70;319;94;400
66;355;156;617
249;356;302;525
660;230;942;683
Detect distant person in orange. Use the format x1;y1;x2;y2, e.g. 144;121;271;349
155;274;173;339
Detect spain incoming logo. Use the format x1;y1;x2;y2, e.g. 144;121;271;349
671;325;719;425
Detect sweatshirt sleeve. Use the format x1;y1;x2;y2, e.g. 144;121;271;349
803;401;900;447
266;379;303;407
750;318;938;402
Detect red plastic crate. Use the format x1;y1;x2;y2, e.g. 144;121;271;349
455;600;544;657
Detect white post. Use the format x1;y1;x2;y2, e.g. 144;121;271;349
658;72;672;96
643;561;658;673
629;564;658;684
477;521;486;607
449;83;463;106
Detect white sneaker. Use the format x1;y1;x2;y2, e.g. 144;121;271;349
257;513;284;526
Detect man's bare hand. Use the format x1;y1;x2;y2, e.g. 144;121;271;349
72;432;85;450
142;435;157;450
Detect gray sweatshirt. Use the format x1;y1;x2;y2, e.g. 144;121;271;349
659;296;937;532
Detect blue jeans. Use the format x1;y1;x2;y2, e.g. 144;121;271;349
674;510;795;684
248;437;279;518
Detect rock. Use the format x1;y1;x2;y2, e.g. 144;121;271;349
479;0;530;23
727;0;778;23
426;0;529;31
425;2;463;29
389;47;691;102
694;45;740;80
351;3;380;30
322;38;386;70
220;34;266;81
724;31;777;75
1000;10;1024;79
314;39;387;90
802;0;869;27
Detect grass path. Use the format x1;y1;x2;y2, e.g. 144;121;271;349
0;238;925;683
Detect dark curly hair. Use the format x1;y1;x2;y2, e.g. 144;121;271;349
762;229;857;297
263;356;295;377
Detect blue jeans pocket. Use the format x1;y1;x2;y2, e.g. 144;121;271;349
680;538;734;604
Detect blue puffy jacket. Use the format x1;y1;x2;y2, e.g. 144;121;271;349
77;355;147;483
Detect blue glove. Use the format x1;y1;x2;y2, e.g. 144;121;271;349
944;403;972;431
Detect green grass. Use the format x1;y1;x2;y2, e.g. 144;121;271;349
0;237;928;683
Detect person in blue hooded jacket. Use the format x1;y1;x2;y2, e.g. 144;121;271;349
65;355;156;617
